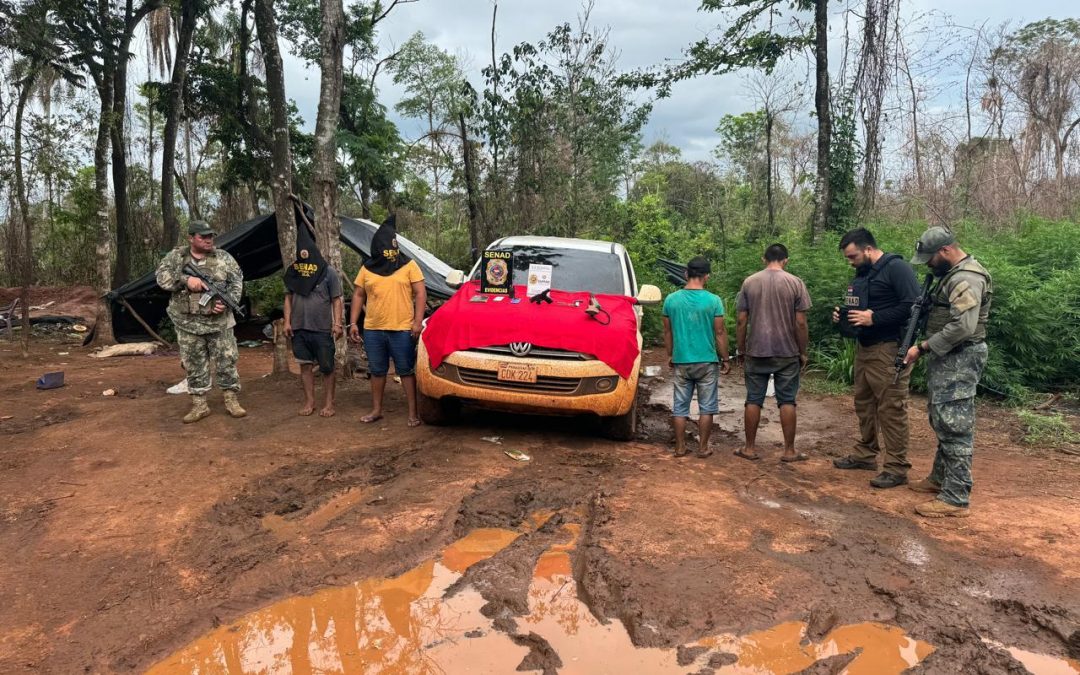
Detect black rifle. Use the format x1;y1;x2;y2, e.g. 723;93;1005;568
183;262;246;318
893;273;935;383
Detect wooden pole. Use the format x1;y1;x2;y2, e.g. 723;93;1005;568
117;296;173;347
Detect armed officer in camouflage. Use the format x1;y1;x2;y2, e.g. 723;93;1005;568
156;221;247;423
902;227;992;518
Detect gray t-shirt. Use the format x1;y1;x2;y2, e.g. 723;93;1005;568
736;268;812;358
288;268;343;333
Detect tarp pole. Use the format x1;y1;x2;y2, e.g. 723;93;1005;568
118;296;173;347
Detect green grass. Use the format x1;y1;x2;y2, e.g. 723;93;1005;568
801;371;852;396
1015;410;1080;447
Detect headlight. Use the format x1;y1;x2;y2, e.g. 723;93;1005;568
595;378;614;392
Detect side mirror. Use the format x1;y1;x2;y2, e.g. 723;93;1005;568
636;284;662;305
445;270;466;288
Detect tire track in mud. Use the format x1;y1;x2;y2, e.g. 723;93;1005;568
729;469;1080;673
132;425;1079;674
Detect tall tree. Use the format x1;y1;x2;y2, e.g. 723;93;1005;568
54;0;164;343
338;72;403;219
252;0;295;374
13;67;37;356
312;0;345;270
628;0;832;237
161;0;201;248
110;0;166;286
997;19;1080;187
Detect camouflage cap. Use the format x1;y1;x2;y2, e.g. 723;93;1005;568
911;226;955;265
188;220;216;236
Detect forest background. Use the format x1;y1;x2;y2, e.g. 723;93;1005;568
1;0;1078;407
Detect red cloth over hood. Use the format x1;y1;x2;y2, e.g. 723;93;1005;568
422;281;641;379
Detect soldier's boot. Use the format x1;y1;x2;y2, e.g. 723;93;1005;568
915;499;969;518
223;391;247;418
183;395;211;424
908;477;941;494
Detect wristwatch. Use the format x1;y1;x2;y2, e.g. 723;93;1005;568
917;342;927;355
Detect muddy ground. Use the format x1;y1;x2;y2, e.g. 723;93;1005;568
0;333;1078;674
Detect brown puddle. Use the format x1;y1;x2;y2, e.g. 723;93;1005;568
983;639;1080;675
148;515;1067;674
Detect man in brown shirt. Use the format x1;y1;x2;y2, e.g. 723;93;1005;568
735;244;812;462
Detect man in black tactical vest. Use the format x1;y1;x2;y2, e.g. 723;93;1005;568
832;228;921;488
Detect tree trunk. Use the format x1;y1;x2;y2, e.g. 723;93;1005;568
161;0;198;249
183;118;199;217
812;0;832;241
313;0;344;269
253;0;296;374
903;60;924;195
14;76;37;356
359;181;372;219
239;0;269;159
93;80;116;345
459;111;482;255
765;110;776;237
110;20;137;287
313;0;345;366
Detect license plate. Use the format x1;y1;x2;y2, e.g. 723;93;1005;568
497;363;537;383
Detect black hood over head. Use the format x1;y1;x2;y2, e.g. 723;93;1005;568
363;214;410;276
283;215;328;296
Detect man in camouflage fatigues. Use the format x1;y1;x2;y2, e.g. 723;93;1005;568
903;227;992;518
156;221;246;423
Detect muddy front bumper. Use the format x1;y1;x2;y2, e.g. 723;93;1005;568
416;340;639;418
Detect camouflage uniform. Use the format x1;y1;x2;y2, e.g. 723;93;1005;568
923;257;992;507
156;246;244;395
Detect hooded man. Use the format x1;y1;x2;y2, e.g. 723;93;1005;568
348;215;427;426
902;227;992;518
283;216;344;417
155;220;246;423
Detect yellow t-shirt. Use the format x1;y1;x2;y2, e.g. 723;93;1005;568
354;260;425;330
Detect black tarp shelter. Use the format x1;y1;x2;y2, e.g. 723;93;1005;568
107;210;456;342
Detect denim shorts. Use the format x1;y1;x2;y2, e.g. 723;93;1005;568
292;330;336;374
363;329;416;377
744;356;801;407
672;362;719;417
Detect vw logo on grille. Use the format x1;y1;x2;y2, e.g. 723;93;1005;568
508;342;533;357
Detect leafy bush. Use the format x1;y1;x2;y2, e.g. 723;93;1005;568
245;275;286;316
612;200;1079;400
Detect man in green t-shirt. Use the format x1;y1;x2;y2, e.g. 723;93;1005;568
662;256;731;458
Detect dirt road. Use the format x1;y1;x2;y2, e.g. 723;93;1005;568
1;337;1078;674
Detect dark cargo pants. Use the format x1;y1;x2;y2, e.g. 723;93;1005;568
926;342;988;507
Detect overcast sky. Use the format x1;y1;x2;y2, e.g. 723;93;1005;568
281;0;1072;163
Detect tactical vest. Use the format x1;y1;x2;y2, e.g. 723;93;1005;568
839;254;902;340
925;257;992;341
164;247;239;334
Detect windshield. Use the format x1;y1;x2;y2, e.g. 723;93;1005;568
473;245;626;295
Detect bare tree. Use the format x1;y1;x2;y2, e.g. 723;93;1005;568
997;20;1080;190
853;0;898;213
749;71;803;237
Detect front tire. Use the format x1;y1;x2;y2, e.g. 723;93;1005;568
601;401;637;441
418;392;459;426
